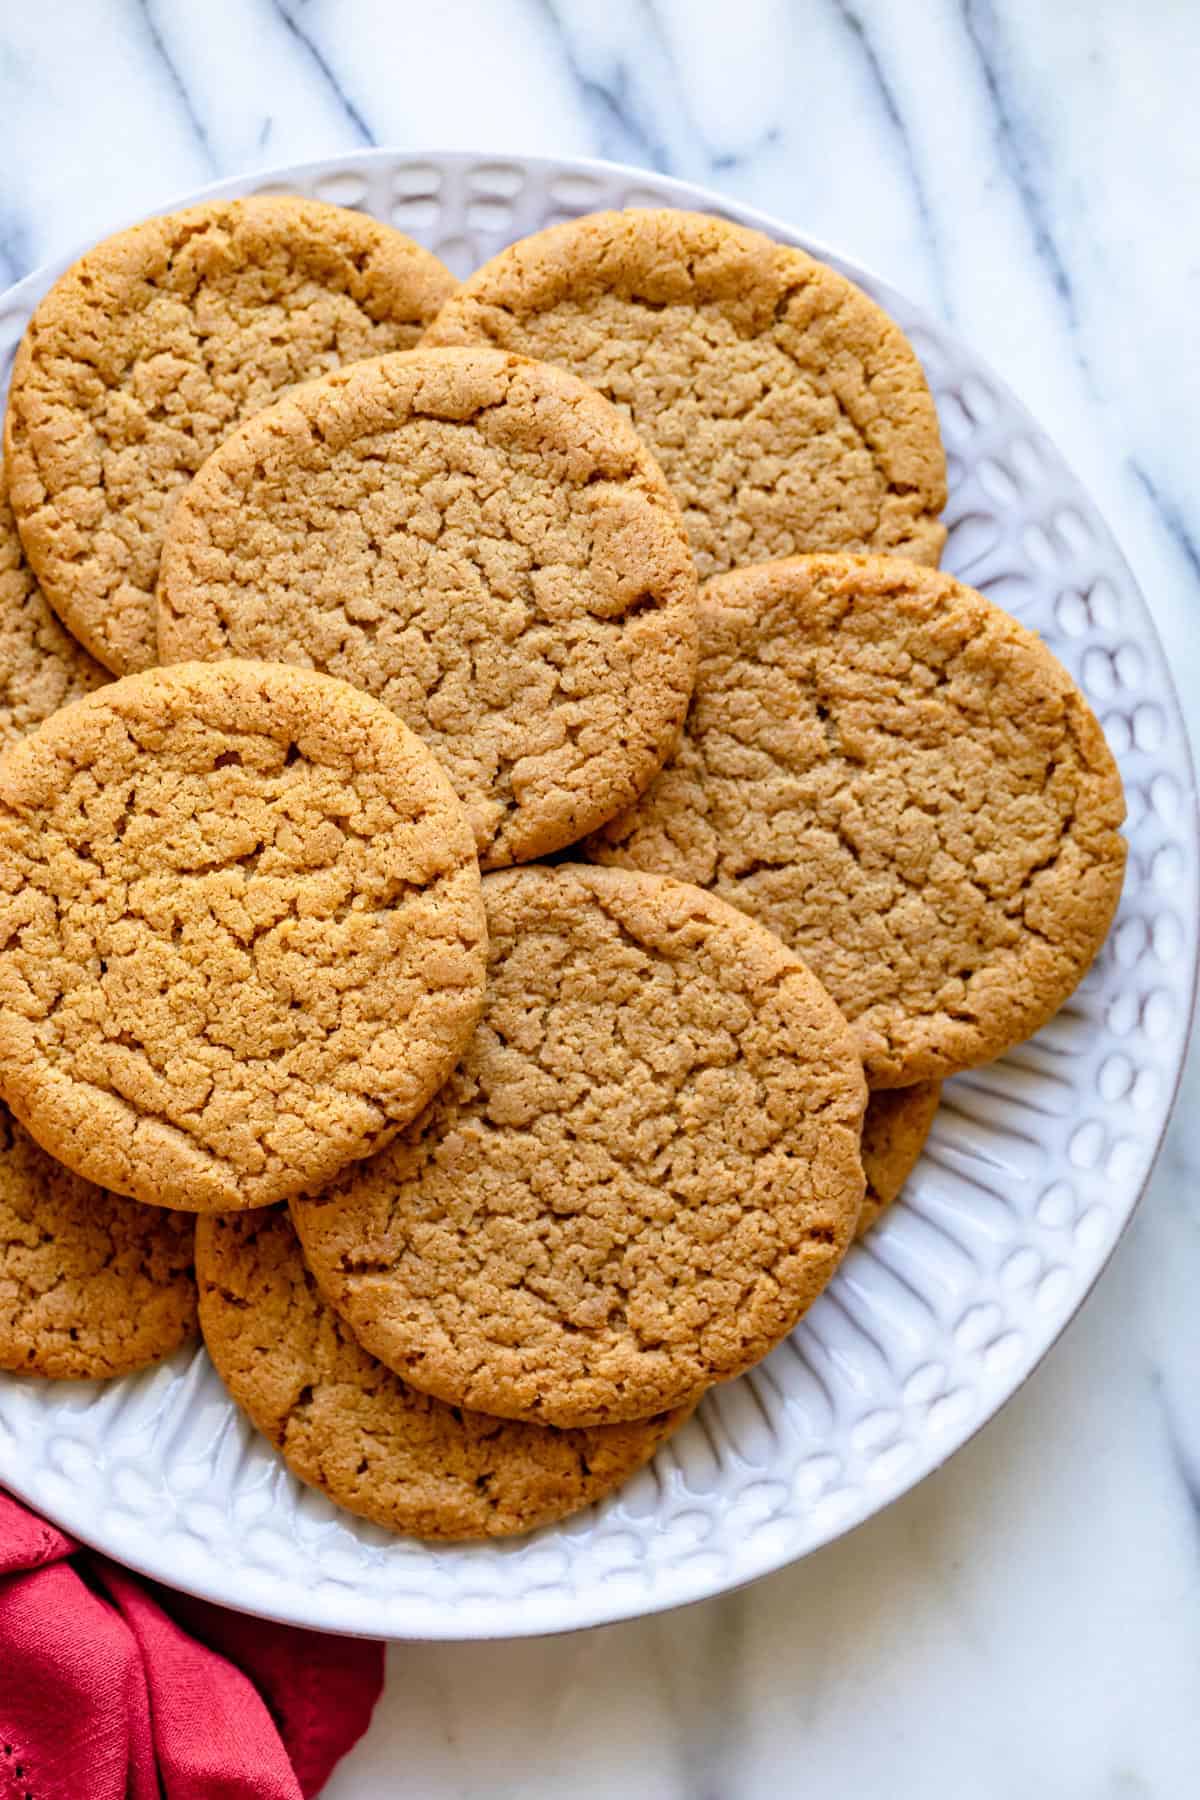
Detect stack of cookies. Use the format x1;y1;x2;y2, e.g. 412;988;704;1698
0;197;1126;1541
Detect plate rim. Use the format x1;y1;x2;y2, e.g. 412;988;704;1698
0;145;1196;1641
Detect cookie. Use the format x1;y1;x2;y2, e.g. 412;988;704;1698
4;196;456;675
0;1098;195;1379
858;1082;941;1237
291;863;866;1429
423;208;947;577
198;1207;688;1541
157;346;698;869
586;554;1127;1086
0;660;486;1212
0;464;108;748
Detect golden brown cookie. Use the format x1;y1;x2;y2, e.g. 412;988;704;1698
858;1081;941;1237
586;555;1127;1086
0;464;108;747
423;208;946;576
198;1207;688;1541
291;863;866;1429
0;1099;195;1379
0;660;486;1212
156;345;698;869
4;196;456;675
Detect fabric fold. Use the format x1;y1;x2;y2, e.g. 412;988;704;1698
0;1489;382;1800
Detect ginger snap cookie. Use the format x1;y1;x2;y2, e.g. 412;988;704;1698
0;1098;195;1379
157;346;698;869
423;208;947;577
0;660;486;1212
586;554;1127;1087
291;863;866;1429
0;465;108;748
198;1207;688;1541
858;1082;941;1238
4;196;456;675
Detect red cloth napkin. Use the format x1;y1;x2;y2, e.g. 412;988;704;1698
0;1489;383;1799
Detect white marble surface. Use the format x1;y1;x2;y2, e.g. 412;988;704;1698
2;2;1199;1794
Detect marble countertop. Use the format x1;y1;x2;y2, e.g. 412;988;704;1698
3;2;1198;1794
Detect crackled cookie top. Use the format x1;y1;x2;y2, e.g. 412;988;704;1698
587;555;1127;1085
157;346;698;869
291;863;865;1429
198;1207;687;1541
858;1081;941;1238
423;208;947;577
0;1099;195;1379
0;660;486;1212
4;196;456;674
0;465;108;748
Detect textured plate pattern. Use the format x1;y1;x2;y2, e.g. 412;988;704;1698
0;151;1194;1641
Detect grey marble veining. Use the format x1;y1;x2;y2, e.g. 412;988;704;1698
1;3;1197;1794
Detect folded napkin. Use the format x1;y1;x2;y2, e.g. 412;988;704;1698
0;1489;382;1799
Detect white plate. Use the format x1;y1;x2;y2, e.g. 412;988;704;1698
0;150;1194;1641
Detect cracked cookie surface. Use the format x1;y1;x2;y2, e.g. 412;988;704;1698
858;1081;941;1237
4;196;456;674
0;464;108;748
423;208;946;577
157;345;698;869
0;1098;195;1378
198;1206;687;1541
291;863;865;1428
586;554;1127;1085
0;660;486;1212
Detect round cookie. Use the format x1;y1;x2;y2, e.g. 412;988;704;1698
198;1207;688;1542
157;345;698;869
4;196;456;675
0;660;486;1212
0;1098;195;1379
586;554;1127;1086
0;464;108;748
291;863;866;1429
858;1081;941;1238
423;207;947;577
